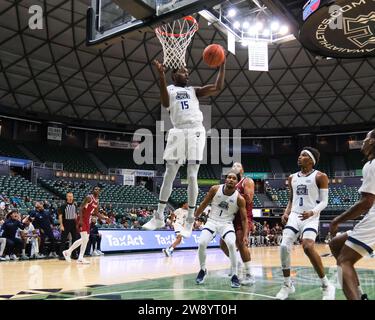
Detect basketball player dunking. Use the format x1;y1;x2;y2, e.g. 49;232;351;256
194;171;248;288
143;58;226;239
276;147;335;300
63;186;108;264
220;162;255;285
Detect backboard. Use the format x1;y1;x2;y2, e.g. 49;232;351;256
86;0;226;47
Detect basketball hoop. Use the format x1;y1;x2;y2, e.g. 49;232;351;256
155;16;199;69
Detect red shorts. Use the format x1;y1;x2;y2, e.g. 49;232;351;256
233;213;253;235
76;215;90;233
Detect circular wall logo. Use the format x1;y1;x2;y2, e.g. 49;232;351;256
299;0;375;58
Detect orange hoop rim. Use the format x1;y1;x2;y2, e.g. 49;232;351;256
155;15;199;38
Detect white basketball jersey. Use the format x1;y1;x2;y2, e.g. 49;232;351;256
291;170;320;214
173;208;188;225
359;160;375;216
166;85;203;129
209;185;239;223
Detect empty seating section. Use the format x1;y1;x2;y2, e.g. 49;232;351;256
0;175;53;213
95;149;155;170
25;143;100;174
242;155;271;172
178;165;217;179
170;187;206;207
0;139;27;158
345;151;363;171
278;155;297;174
39;179;158;207
267;186;360;210
329;186;360;209
252;194;262;208
316;154;332;177
266;188;290;207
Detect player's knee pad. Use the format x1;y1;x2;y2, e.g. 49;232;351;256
280;232;294;270
223;231;236;249
198;230;212;247
280;244;291;270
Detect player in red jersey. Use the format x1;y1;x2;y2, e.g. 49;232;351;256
220;162;255;285
62;186;108;264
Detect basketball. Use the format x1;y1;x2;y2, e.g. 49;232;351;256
203;44;225;68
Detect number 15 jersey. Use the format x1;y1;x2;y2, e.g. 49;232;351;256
291;170;320;215
166;85;203;129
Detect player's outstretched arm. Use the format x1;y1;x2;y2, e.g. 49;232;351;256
330;192;375;236
238;196;249;245
195;185;219;218
153;60;169;108
195;61;225;98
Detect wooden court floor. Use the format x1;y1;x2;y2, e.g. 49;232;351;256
1;244;374;300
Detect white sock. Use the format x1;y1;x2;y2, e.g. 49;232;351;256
187;207;195;221
156;203;166;220
78;232;89;260
22;249;26;255
68;238;83;254
320;275;330;287
244;261;252;275
169;246;174;252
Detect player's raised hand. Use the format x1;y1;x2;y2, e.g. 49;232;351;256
299;210;314;221
281;213;289;225
153;60;165;74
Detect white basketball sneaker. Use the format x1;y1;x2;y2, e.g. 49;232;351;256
142;217;164;230
180;217;195;238
276;282;295;300
322;282;335;300
241;274;256;286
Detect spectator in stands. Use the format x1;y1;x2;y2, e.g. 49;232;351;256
332;196;341;205
249;224;256;247
275;223;283;245
1;210;24;260
132;220;141;230
0;201;7;220
122;220;130;229
86;217;104;256
29;202;59;258
324;232;332;244
0;218;7;261
20;215;43;259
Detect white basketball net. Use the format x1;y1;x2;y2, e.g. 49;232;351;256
155;16;199;69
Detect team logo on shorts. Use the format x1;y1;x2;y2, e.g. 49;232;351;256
296;184;308;195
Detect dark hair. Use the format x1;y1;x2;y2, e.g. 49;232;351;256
302;146;320;166
6;210;18;219
180;202;188;208
226;170;241;182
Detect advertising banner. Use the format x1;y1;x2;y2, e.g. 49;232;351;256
99;229;220;252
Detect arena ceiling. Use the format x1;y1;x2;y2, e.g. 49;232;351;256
0;0;374;133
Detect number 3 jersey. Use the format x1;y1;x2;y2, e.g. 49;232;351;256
209;185;240;223
291;170;320;215
166;85;203;129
